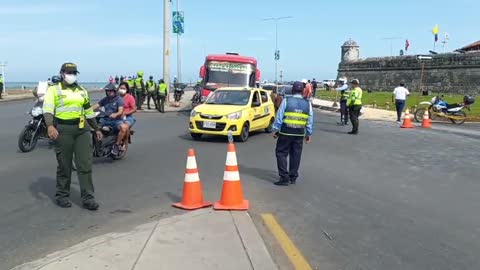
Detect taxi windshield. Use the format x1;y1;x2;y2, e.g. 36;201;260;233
205;90;251;106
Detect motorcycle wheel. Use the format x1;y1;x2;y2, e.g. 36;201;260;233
414;108;430;123
450;111;466;125
112;141;128;160
18;126;39;152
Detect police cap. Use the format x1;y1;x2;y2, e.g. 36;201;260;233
60;63;80;74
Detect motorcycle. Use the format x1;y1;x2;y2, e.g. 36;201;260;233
91;111;135;160
18;95;49;152
414;95;475;125
191;84;202;108
173;83;187;102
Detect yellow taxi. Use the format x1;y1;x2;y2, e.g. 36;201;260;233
189;87;275;142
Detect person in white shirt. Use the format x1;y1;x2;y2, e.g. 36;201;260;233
392;82;410;122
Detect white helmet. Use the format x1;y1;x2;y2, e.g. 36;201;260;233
338;77;347;83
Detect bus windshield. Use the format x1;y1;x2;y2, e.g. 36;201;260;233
204;61;255;90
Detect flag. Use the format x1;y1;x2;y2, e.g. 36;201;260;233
432;24;439;42
405;39;410;51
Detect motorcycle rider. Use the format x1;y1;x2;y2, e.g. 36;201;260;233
118;82;137;129
90;83;127;156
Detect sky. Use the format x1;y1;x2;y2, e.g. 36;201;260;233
0;0;478;83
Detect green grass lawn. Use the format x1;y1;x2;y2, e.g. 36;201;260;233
316;90;480;116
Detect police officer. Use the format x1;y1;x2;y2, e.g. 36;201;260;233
146;76;157;110
347;79;362;135
272;81;314;186
157;79;167;113
134;71;145;110
42;63;102;210
336;77;349;125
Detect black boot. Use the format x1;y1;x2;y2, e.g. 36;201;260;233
55;197;72;208
274;180;289;186
83;199;99;211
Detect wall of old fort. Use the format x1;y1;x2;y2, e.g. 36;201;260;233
337;52;480;94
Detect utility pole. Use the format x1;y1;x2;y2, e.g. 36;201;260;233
382;37;402;56
163;0;171;98
262;16;292;83
0;61;7;96
176;0;181;83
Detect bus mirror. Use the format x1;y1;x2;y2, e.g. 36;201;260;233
256;69;261;81
200;66;206;78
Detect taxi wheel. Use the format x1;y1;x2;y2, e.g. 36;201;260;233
191;133;203;141
235;123;249;142
265;118;274;133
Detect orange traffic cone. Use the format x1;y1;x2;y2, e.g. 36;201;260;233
214;143;249;210
172;149;212;210
401;109;415;128
421;110;432;128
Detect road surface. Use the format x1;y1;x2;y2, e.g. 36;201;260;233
1;96;480;270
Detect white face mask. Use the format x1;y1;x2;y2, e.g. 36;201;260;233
118;89;127;95
64;74;77;85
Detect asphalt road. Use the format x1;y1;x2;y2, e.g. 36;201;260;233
1;97;480;270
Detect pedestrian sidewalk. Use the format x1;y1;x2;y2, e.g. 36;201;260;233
11;209;278;270
0;93;35;103
311;98;398;122
139;90;194;113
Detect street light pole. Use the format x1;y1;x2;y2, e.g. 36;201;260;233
163;0;171;97
262;16;292;83
176;0;181;83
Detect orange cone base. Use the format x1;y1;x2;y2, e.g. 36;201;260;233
400;125;415;128
213;200;249;211
172;201;212;210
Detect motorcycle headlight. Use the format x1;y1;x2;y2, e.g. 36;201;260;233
227;111;242;120
190;109;198;117
31;107;43;117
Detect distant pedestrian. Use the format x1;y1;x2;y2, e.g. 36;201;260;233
120;75;124;83
115;75;119;85
146;76;157;110
392;82;410;122
311;78;318;98
347;79;362;135
0;74;4;99
157;79;168;113
336;77;349;125
301;79;312;100
272;81;314;186
109;76;114;84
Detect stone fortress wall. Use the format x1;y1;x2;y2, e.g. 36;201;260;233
337;39;480;94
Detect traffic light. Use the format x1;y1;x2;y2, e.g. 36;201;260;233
274;50;280;60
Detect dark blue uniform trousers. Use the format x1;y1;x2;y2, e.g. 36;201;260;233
275;135;304;182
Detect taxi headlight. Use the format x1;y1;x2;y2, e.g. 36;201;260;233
227;111;242;120
31;107;43;117
190;109;198;117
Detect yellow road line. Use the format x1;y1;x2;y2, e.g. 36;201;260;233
261;213;313;270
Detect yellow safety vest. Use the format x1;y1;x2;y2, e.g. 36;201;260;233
42;83;95;120
134;77;144;91
0;77;4;84
158;83;167;95
146;80;156;92
347;87;362;106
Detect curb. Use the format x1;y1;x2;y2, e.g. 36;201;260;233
0;89;105;104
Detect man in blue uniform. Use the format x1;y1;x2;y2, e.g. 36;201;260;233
272;81;314;186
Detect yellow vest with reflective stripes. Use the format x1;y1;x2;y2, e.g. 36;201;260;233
347;87;362;106
42;83;95;120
